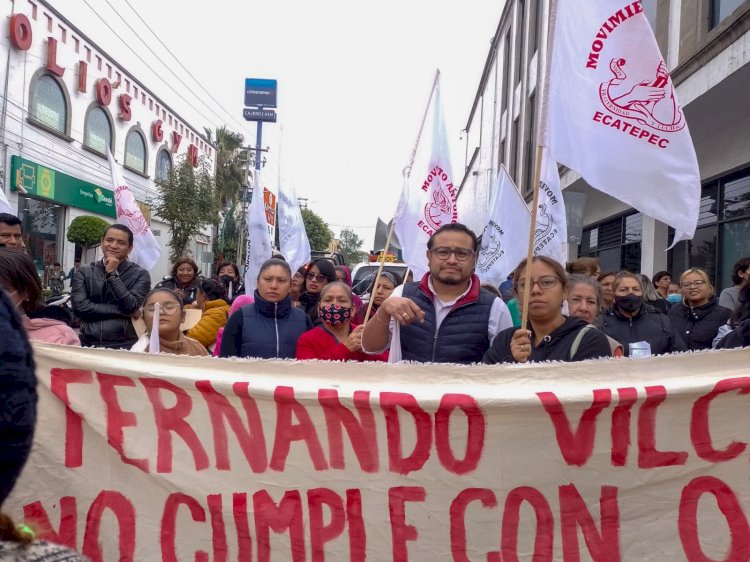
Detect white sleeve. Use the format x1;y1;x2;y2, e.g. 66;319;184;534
361;284;404;355
488;297;513;345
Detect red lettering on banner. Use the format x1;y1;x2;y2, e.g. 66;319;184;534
559;485;621;562
232;493;253;560
638;385;688;468
270;386;328;471
172;131;182;152
50;368;93;468
450;488;498;562
23;496;78;547
77;61;87;93
196;380;268;472
678;476;750;561
97;373;149;472
346;489;366;562
380;392;432;474
119;94;132;121
537;389;612;466
435;394;485;474
611;387;638;466
9;14;33;51
96;78;112;107
502;487;554;562
253;490;306;562
308;488;347;561
161;493;208;562
319;389;378;472
141;377;209;473
691;377;750;463
207;494;228;562
152;120;164;142
81;491;136;562
46;37;65;77
389;486;426;561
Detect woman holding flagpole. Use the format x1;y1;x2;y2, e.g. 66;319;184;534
132;288;208;356
483;257;611;364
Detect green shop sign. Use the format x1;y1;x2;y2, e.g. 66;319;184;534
10;156;116;218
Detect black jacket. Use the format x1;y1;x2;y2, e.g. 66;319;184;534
299;291;322;325
154;276;201;305
71;260;151;348
600;304;687;356
483;316;612;364
667;297;731;351
716;318;750;349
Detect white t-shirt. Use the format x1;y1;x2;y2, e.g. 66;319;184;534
363;277;513;363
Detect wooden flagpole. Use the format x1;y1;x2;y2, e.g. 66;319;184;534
363;69;440;326
519;145;544;330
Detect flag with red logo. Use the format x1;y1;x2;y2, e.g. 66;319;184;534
543;0;700;244
108;151;161;270
394;78;458;279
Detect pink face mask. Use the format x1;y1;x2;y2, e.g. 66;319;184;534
319;303;351;326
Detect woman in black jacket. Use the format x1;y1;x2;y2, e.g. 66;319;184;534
600;272;687;356
667;268;730;351
483;257;611;364
298;259;336;325
154;257;201;305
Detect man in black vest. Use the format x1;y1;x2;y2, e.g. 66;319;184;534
71;224;151;349
362;223;513;363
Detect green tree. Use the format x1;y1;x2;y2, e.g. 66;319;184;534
204;126;246;207
338;228;366;264
152;155;220;262
66;215;109;256
301;208;333;251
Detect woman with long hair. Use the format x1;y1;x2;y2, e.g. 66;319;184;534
216;261;245;303
219;258;312;359
298;259;336;325
600;272;686;356
0;249;79;345
187;278;231;351
296;282;388;361
667;268;730;350
353;271;400;324
154;256;201;305
483;257;611;364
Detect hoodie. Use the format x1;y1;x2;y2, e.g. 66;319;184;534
483;316;612;364
24;305;80;346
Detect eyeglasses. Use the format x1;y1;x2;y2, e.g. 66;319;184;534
144;303;181;314
306;273;328;283
681;280;706;289
516;276;561;292
430;247;475;261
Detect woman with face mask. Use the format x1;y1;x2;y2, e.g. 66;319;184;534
296;282;388;361
132;288;208;356
216;261;245;304
600;272;687;357
667;268;730;351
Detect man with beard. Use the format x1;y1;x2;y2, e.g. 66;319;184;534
362;223;512;363
71;224;151;349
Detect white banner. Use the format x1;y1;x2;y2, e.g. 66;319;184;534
278;177;311;274
0;185;13;214
243;171;273;294
476;165;531;285
394;79;458;280
533;151;568;265
108;151;161;271
7;344;750;561
543;0;700;244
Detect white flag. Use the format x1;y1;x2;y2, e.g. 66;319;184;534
278;178;311;274
148;302;160;354
394;79;458;280
476;166;531;285
108;151;161;270
0;185;13;215
243;171;273;294
533;152;568;266
543;0;700;244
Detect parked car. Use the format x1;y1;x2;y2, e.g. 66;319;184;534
350;262;410;298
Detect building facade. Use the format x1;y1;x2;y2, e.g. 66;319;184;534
0;0;217;283
459;0;750;290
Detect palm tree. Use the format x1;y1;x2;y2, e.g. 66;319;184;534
205;126;246;207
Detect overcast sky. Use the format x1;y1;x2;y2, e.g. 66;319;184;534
64;0;504;249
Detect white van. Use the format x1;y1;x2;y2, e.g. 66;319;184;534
350;262;410;299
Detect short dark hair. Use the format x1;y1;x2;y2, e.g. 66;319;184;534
103;224;133;246
653;271;671;285
731;257;750;286
0;213;21;229
427;223;478;251
53;262;61;267
0;248;43;314
199;278;227;301
258;258;292;280
171;257;199;279
217;261;240;279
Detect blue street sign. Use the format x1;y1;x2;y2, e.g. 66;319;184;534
244;78;277;108
243;108;277;123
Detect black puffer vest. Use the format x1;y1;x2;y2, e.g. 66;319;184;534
240;292;311;359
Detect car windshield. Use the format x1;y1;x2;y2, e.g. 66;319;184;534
351;265;408;296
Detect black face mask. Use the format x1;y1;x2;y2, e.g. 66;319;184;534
615;294;643;313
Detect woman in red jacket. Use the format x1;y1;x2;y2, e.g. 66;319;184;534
296;282;388;362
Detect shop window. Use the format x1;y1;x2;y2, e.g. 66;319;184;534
29;74;69;135
18;198;61;277
722;175;750;220
711;0;744;28
124;129;147;174
155;149;172;183
83;106;113;156
720;220;750;289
